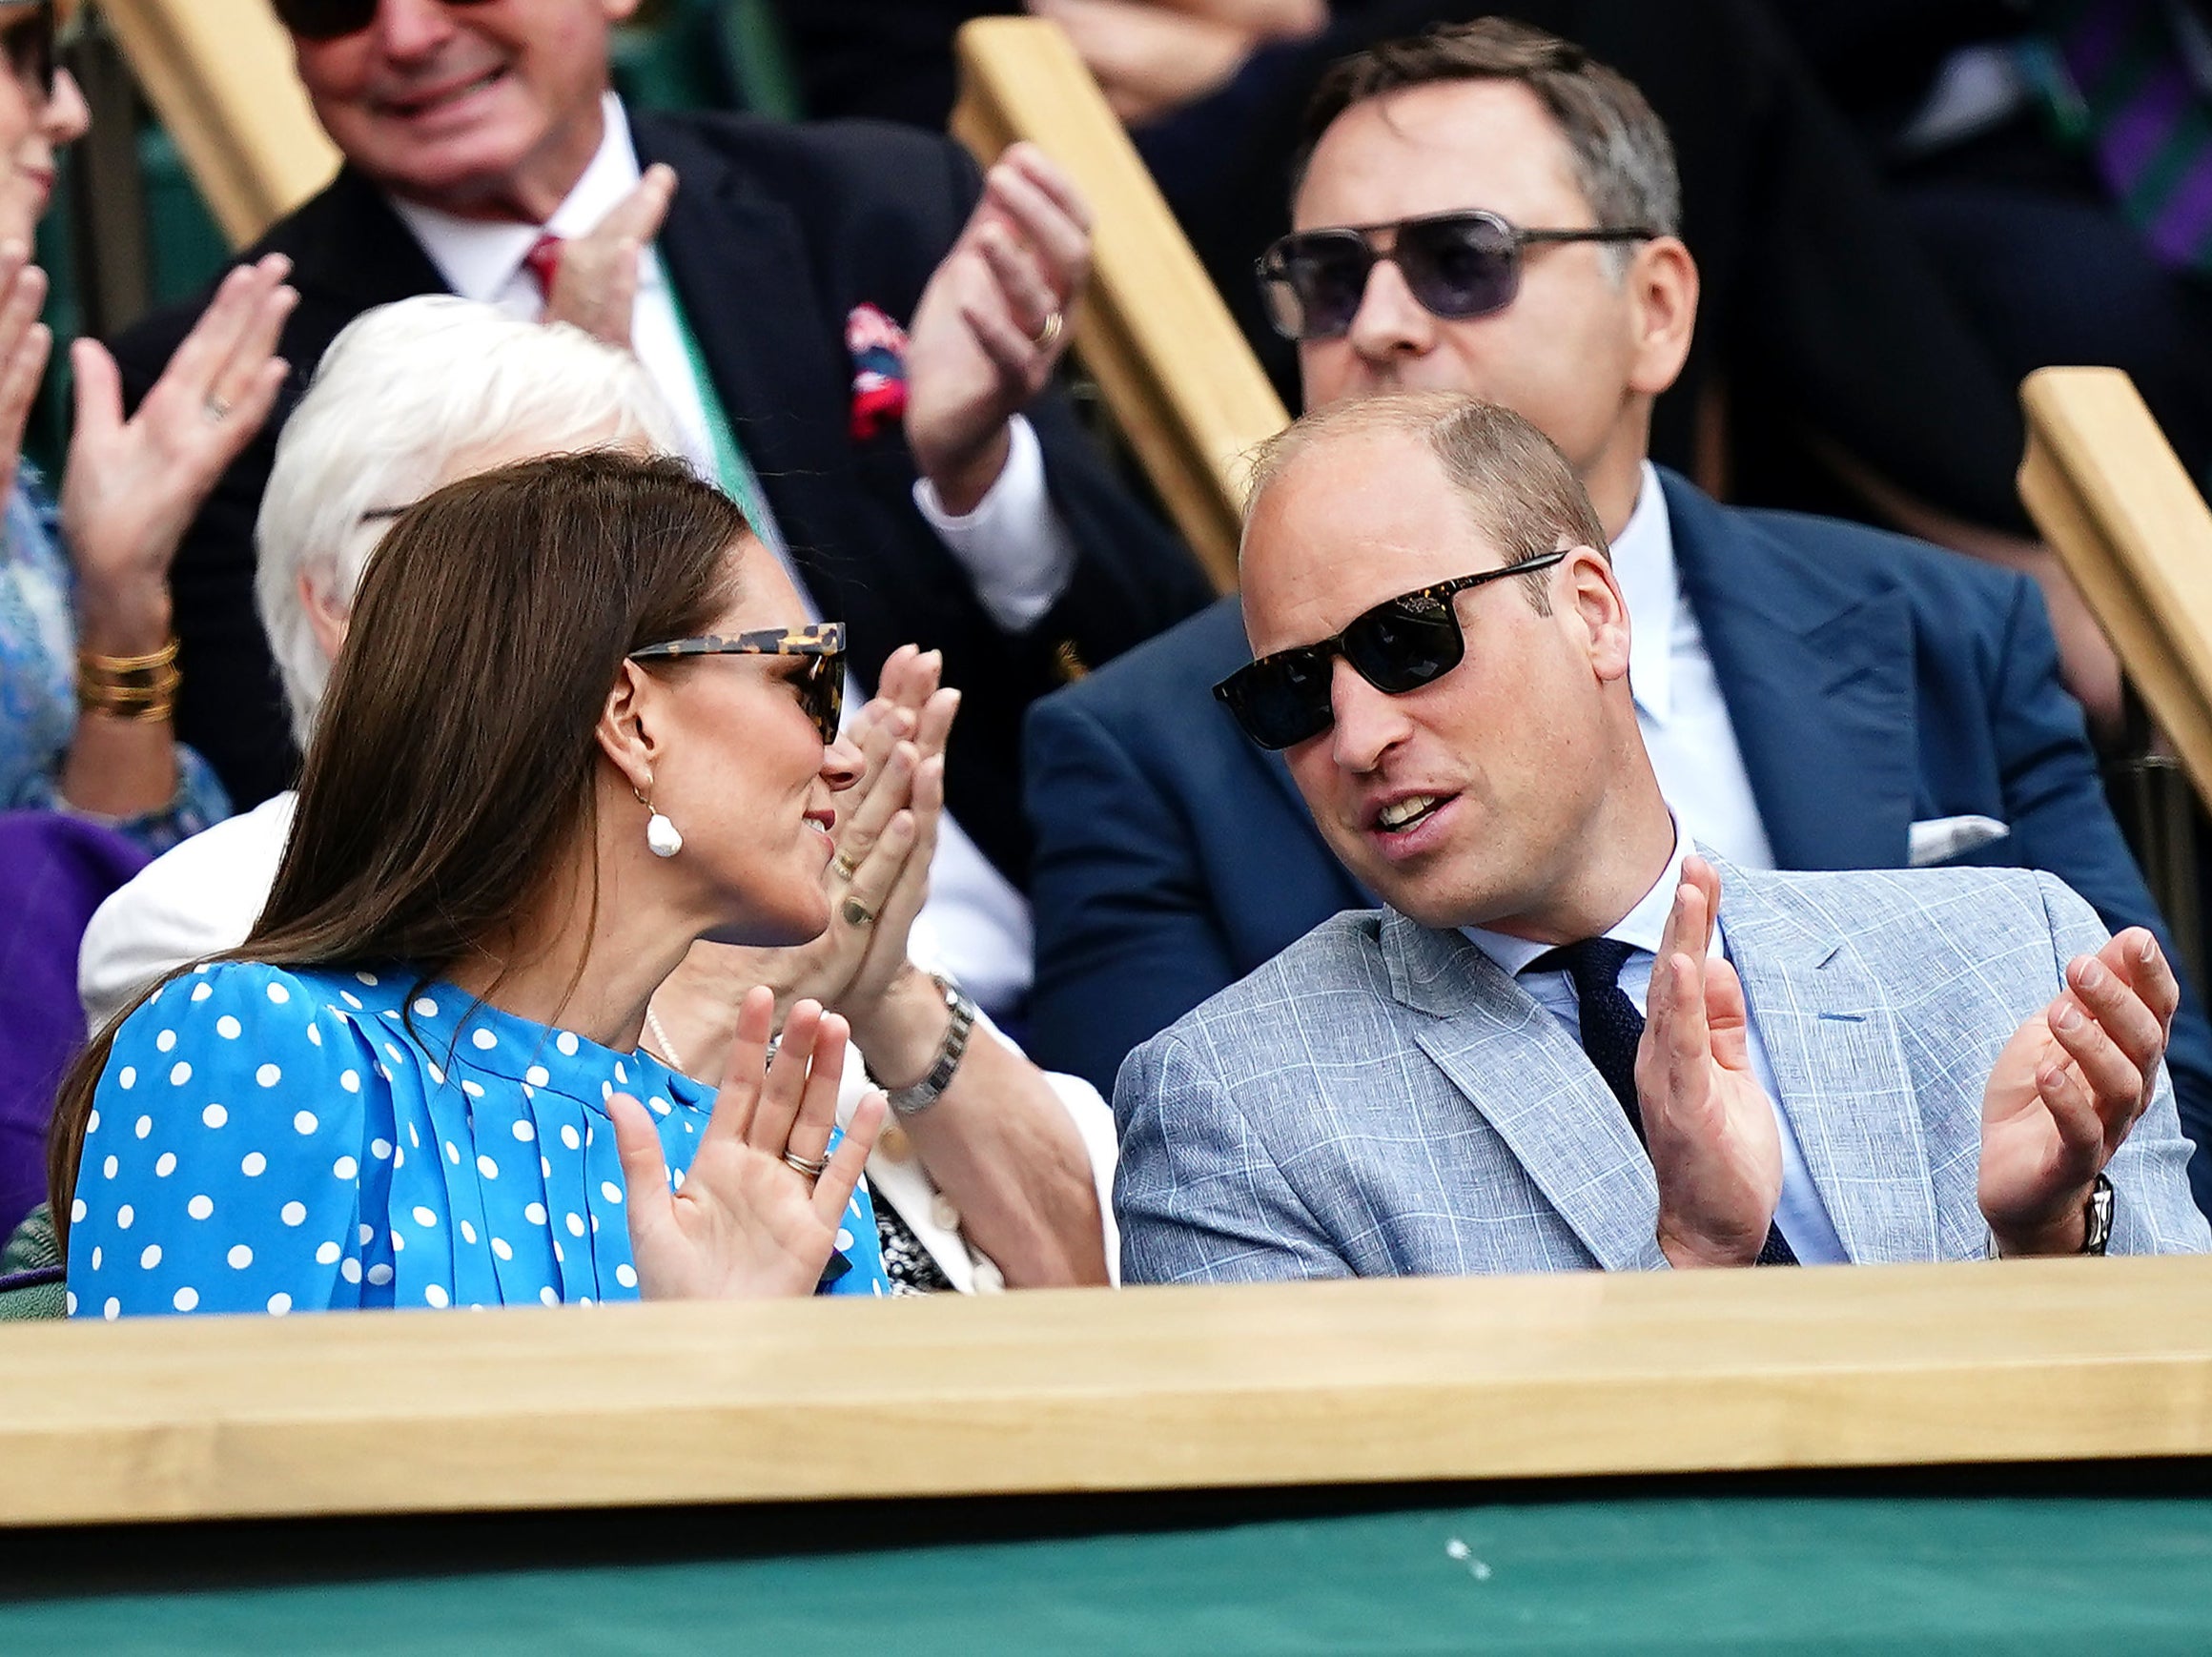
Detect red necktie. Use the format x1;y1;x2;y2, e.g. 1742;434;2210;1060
522;232;564;306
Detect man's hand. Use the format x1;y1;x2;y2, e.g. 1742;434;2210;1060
1979;928;2177;1256
903;143;1090;514
1636;855;1783;1268
541;163;677;350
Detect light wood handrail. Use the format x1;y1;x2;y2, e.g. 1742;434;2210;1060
8;1258;2212;1527
2020;366;2212;812
952;17;1289;594
98;0;337;249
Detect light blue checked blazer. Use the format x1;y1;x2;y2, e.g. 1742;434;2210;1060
1113;859;2211;1283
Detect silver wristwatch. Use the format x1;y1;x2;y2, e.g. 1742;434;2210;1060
886;973;975;1117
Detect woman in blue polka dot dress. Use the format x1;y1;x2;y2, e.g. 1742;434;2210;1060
49;452;891;1314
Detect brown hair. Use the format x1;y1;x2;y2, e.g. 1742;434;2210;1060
48;450;749;1241
1299;17;1680;249
1243;391;1609;612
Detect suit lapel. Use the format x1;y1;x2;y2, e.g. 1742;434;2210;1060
1713;862;1941;1262
287;166;447;312
1664;476;1917;871
1382;914;1666;1271
631;113;870;624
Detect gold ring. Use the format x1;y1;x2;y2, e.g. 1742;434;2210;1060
781;1148;830;1179
1031;309;1063;351
832;848;862;881
841;896;876;930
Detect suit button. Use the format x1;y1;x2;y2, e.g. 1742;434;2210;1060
930;1193;962;1233
875;1122;911;1162
972;1258;1005;1293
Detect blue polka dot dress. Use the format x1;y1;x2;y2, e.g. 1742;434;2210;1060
66;961;888;1317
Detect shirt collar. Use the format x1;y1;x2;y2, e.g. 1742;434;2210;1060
1458;821;1688;979
387;92;646;303
1609;460;1677;726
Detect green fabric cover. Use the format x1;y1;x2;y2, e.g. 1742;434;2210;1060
6;1496;2212;1652
0;1201;63;1320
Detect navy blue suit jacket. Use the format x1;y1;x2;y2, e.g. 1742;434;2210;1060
1023;470;2212;1212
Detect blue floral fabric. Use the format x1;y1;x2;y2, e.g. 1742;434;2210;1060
0;472;227;855
67;960;888;1317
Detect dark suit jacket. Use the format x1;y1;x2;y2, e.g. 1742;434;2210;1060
108;109;1214;885
1023;468;2212;1213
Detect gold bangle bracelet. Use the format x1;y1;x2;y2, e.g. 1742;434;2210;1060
77;639;181;723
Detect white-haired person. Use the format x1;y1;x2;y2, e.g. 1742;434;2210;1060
76;294;1115;1293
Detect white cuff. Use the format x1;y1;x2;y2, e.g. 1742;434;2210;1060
912;416;1079;633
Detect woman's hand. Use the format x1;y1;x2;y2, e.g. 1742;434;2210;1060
610;990;887;1299
61;254;296;656
0;243;51;504
644;647;958;1072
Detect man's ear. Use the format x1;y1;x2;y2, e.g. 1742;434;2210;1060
594;660;663;795
1625;235;1698;399
297;571;352;664
1566;545;1633;682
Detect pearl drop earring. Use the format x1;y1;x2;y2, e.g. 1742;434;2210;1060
633;786;683;858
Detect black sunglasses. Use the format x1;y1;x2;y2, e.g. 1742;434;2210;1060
271;0;494;43
627;622;847;747
0;2;54;102
1213;552;1567;750
1257;210;1658;342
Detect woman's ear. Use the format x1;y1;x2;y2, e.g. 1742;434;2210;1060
594;660;663;794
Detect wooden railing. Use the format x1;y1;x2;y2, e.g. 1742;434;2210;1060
99;0;337;248
2020;367;2212;814
952;17;1288;593
6;1257;2212;1526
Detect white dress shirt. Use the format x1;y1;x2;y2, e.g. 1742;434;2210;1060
1611;462;1777;871
389;92;1051;1011
1462;828;1849;1263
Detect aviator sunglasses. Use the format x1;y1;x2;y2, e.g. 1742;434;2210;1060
627;622;847;747
1257;210;1658;342
273;0;494;42
1213;552;1567;750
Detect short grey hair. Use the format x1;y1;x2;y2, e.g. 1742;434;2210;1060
1243;391;1608;612
255;296;687;747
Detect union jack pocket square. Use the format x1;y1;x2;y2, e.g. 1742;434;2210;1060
846;302;910;441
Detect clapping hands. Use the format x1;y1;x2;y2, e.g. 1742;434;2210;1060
1636;855;1784;1269
904;143;1090;513
62;253;295;654
610;989;887;1299
539;163;676;349
645;644;957;1068
1978;927;2177;1255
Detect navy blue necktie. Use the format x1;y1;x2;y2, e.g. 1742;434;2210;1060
1528;937;1796;1267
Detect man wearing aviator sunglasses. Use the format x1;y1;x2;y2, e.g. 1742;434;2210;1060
1024;17;2212;1210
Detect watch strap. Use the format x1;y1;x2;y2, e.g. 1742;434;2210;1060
886;973;975;1117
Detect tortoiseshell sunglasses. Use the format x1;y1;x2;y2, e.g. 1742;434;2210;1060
627;622;847;744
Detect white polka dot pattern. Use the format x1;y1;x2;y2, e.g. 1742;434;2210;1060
64;961;886;1319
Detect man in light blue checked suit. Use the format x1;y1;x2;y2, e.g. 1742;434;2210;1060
1115;394;2210;1282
